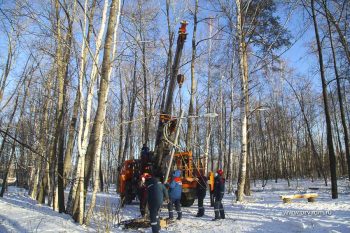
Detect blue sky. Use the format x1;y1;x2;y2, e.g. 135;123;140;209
0;0;324;108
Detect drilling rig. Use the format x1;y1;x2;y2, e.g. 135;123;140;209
117;21;214;207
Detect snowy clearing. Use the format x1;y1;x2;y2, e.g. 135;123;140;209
0;179;349;233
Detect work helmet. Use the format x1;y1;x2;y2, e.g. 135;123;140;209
217;169;223;176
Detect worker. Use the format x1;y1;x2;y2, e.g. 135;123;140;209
139;173;149;217
145;174;163;233
213;169;225;221
195;171;207;217
168;170;182;220
141;144;150;159
157;172;169;202
141;144;150;173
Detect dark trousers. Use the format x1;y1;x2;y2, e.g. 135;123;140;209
214;199;225;219
140;200;147;217
197;196;205;216
210;191;215;207
149;206;160;233
168;199;182;219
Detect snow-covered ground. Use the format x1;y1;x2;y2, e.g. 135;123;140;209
0;179;349;233
0;187;88;232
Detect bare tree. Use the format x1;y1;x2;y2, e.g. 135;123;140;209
311;0;338;198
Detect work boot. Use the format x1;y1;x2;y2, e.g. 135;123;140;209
219;204;225;219
220;212;225;219
177;212;182;220
151;224;160;233
195;208;204;217
214;201;220;220
168;202;174;219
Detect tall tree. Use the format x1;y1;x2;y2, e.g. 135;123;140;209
84;0;121;224
311;0;338;198
186;0;198;149
324;0;350;180
235;0;290;201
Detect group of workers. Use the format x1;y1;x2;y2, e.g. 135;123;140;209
138;166;226;233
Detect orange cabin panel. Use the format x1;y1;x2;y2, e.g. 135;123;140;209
118;159;136;194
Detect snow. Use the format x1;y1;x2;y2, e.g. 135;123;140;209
0;187;88;232
0;179;349;233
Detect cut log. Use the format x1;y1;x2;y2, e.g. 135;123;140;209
280;193;318;203
118;217;168;229
0;177;16;185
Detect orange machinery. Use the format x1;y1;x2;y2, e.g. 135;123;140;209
173;151;214;206
118;159;140;205
118;150;212;207
173;151;197;206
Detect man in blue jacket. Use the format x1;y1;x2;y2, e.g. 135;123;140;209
213;169;225;221
168;170;183;220
145;174;167;233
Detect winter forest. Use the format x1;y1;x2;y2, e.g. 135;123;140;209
0;0;350;232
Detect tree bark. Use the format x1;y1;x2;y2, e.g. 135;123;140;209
186;0;198;150
66;0;96;222
236;0;250;202
84;0;121;223
142;42;149;144
83;0;110;186
121;53;138;163
311;0;338;198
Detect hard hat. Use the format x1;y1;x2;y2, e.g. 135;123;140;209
217;169;223;176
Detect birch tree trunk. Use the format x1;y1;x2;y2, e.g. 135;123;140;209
117;68;124;167
186;0;198;149
83;0;110;186
66;0;89;221
236;0;250;202
142;42;149;144
204;17;213;175
84;0;121;224
228;54;235;192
